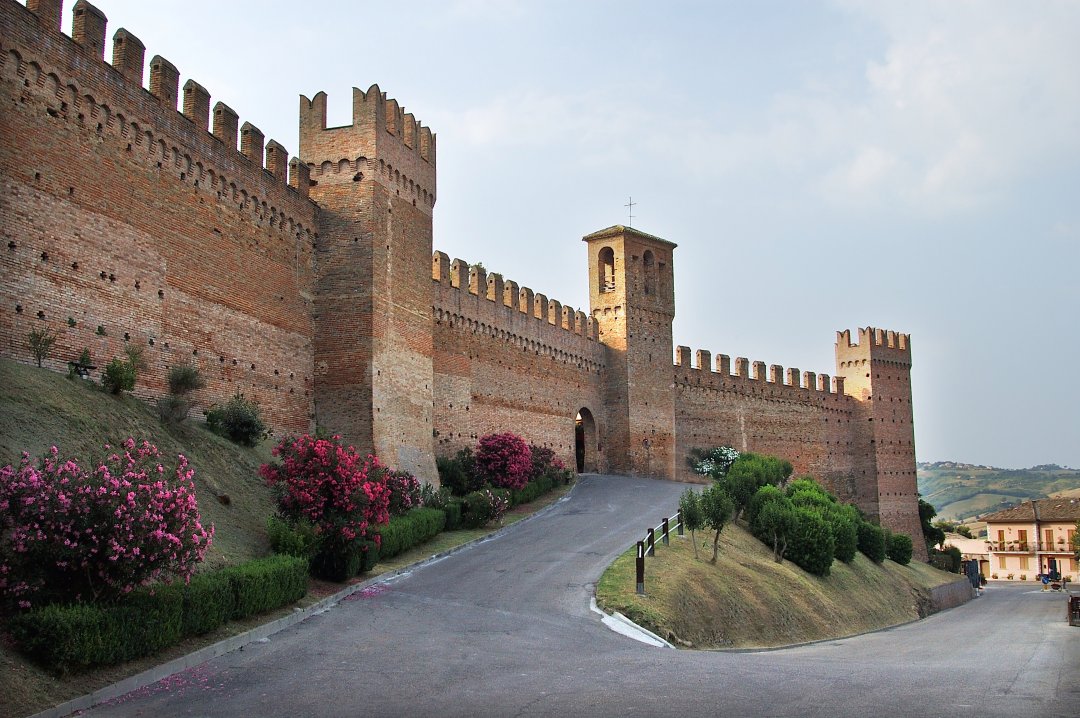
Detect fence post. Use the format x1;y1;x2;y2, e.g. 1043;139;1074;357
636;541;645;595
647;527;656;557
662;516;670;545
677;509;684;536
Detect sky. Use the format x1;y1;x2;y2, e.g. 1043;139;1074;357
56;1;1080;469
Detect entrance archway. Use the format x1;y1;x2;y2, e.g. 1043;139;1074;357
575;408;597;473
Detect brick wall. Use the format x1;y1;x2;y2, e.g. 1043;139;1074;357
432;252;606;472
0;0;317;434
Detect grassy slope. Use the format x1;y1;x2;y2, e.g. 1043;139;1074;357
0;358;278;570
596;521;961;650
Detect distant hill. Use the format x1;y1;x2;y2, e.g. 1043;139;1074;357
917;461;1080;522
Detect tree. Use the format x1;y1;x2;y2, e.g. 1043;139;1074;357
857;521;887;563
721;453;793;521
756;497;798;563
701;483;735;564
1072;520;1080;561
787;506;835;576
27;325;57;368
919;497;945;551
887;532;914;565
679;488;705;559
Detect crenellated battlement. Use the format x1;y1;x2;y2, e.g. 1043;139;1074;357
3;0;316;219
298;85;436;211
673;344;849;401
432;251;598;344
836;326;911;365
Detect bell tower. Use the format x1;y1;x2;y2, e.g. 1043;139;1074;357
583;225;677;479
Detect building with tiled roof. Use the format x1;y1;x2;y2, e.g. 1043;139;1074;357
983;498;1079;582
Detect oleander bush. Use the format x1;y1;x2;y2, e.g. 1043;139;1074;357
0;439;213;610
383;469;423;517
261;434;390;581
461;488;511;529
436;448;483;497
474;433;532;491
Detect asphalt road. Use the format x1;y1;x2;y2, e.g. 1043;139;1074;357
87;474;1080;718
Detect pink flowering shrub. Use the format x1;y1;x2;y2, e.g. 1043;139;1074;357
461;488;511;528
260;434;390;551
383;469;423;517
474;433;532;490
0;439;213;609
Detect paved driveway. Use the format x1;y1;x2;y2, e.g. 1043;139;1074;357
87;475;1079;718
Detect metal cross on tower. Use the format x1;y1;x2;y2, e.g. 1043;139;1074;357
625;196;636;227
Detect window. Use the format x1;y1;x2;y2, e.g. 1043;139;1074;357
598;247;615;293
642;250;655;295
1019;555;1029;571
998;555;1007;570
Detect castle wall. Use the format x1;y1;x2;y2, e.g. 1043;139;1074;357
1;2;925;553
0;0;317;433
431;252;607;471
672;348;859;499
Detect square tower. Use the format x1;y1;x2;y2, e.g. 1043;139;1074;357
300;85;437;483
835;327;923;557
583;225;677;479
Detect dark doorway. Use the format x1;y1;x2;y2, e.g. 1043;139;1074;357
575;408;597;473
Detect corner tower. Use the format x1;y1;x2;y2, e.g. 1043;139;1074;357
584;226;677;479
835;327;923;557
299;85;437;483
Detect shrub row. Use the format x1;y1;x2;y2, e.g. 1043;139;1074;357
10;555;307;672
508;473;555;507
375;508;447;562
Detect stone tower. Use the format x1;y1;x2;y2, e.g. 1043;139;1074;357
583;226;677;480
834;327;924;556
299;85;438;483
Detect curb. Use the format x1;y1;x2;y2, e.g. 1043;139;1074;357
32;486;578;718
589;597;675;649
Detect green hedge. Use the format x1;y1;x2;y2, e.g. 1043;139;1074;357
222;555;309;619
509;474;554;507
376;507;446;561
11;555;309;671
10;585;183;671
182;571;235;636
442;500;463;531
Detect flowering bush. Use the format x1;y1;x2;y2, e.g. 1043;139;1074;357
474;433;532;491
528;444;573;485
0;439;213;609
260;435;390;580
383;469;423;517
461;488;511;529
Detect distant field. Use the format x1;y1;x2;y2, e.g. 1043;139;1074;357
918;461;1080;522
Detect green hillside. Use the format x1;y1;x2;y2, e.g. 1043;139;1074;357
918;461;1080;522
0;358;278;570
597;521;961;649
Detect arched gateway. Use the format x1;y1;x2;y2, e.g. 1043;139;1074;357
575;409;598;473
